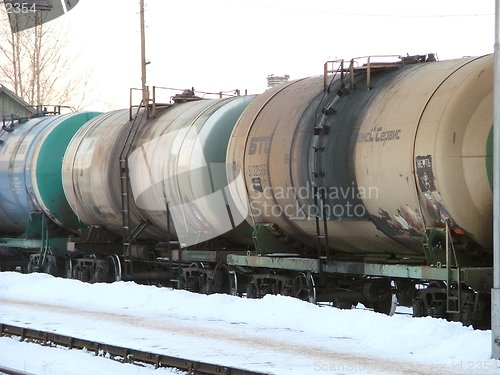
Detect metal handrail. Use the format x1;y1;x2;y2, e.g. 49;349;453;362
323;59;345;92
129;87;148;121
348;55;402;90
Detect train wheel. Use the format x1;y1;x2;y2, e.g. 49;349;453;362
213;264;231;294
177;275;187;290
292;272;316;304
333;298;353;310
412;298;427;317
373;293;397;316
245;283;257;298
44;255;65;277
27;256;35;273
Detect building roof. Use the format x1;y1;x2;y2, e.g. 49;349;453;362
0;84;36;115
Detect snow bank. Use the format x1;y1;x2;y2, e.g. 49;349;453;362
1;272;499;374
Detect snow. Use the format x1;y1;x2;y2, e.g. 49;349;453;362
0;337;184;375
0;272;499;374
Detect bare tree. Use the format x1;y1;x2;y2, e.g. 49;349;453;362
0;7;90;110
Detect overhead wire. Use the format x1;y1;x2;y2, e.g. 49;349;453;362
234;0;493;18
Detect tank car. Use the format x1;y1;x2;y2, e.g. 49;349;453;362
0;112;100;271
60;94;255;285
226;54;492;327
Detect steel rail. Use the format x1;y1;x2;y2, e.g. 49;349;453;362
0;323;269;375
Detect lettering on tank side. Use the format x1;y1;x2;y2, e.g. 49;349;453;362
357;125;402;145
248;136;271;155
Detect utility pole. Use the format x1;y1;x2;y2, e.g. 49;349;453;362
140;0;148;105
493;0;500;360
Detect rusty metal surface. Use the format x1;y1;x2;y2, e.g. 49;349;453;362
414;55;493;250
356;56;493;258
354;58;486;251
227;73;423;258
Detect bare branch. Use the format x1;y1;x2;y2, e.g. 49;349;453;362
0;7;92;109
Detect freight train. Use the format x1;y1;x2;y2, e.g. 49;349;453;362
0;53;494;329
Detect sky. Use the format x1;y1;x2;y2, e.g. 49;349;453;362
12;0;498;110
1;272;499;374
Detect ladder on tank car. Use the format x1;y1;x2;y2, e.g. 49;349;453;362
120;99;148;261
314;55;405;269
313;59;349;268
120;87;176;277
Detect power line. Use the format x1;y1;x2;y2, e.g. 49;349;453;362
235;0;492;18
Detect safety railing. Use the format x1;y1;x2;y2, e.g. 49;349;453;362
323;59;345;92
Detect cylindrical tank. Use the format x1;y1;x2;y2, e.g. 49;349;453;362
62;110;161;238
63;96;255;246
128;95;255;247
355;55;493;252
227;55;493;261
227;77;410;257
0;112;100;234
413;56;492;249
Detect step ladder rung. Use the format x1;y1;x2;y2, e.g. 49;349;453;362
120;101;149;255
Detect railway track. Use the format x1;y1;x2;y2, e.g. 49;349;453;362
0;323;268;375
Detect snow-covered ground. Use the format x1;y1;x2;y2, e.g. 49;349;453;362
0;272;499;375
